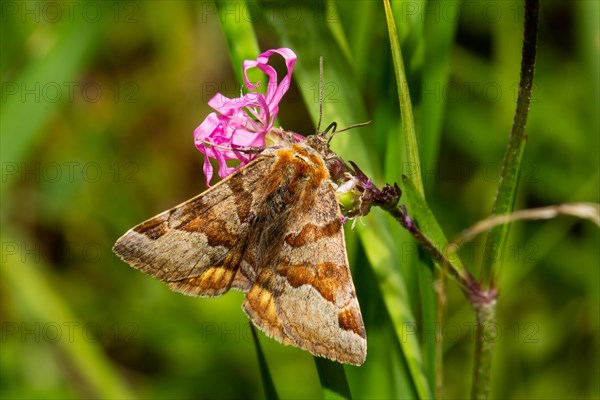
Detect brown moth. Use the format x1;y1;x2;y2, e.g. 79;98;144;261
113;128;366;365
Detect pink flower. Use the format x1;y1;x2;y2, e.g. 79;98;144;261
194;48;297;186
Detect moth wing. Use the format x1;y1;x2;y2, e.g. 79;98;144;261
243;180;367;365
113;156;273;297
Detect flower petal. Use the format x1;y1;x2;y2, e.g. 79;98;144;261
243;48;296;113
194;48;297;186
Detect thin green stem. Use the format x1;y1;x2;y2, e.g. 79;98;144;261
434;271;447;400
472;1;539;398
470;288;498;400
480;0;540;287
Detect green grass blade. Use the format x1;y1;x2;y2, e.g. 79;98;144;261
250;325;280;400
383;0;424;197
315;358;352;400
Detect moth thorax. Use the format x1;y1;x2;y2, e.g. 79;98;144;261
289;144;329;186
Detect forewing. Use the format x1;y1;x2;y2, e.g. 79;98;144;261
243;178;367;365
113;156;274;297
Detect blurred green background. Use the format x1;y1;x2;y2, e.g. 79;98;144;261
1;1;598;399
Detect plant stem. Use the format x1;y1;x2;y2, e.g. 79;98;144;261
434;271;447;399
471;1;539;398
469;285;498;400
480;0;540;286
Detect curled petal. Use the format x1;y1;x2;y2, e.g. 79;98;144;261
243;48;296;114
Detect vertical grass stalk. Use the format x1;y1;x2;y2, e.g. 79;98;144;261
472;1;539;398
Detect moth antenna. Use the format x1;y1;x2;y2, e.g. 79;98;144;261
326;121;372;145
335;121;372;134
313;56;370;145
198;139;264;154
316;56;324;134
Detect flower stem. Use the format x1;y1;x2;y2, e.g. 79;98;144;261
469;285;498;400
480;0;540;286
471;1;539;398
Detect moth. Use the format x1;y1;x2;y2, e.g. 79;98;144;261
113;128;366;365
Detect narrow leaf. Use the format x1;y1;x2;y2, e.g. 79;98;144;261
383;0;424;197
249;325;280;400
315;358;352;400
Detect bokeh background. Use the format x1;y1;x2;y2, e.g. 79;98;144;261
1;1;598;399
